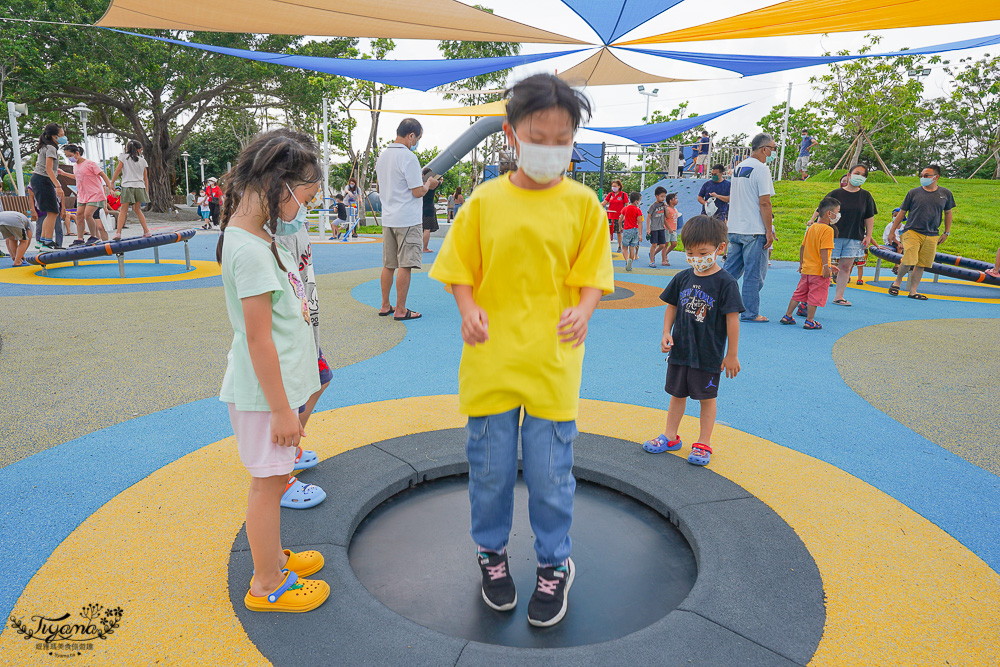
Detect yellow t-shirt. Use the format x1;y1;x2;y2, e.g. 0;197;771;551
801;223;834;276
429;174;615;421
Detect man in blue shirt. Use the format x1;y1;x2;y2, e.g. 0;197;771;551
693;130;711;176
697;164;731;221
795;130;818;180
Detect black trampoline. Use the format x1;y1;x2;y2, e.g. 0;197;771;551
348;474;697;648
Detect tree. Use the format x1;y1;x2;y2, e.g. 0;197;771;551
0;0;353;210
438;5;521;187
941;54;1000;178
756;104;833;178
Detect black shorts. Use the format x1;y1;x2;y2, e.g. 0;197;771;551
422;214;439;232
649;229;667;245
665;363;721;400
29;173;60;214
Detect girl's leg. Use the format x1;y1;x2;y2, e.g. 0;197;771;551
521;414;576;566
76;207;89;241
833;257;854;301
115;206;128;237
41;211;59;241
134;203;150;235
664;395;686;439
697;398;717;445
246;474;293;597
95;210;109;241
467;408;521;555
856;263;864;283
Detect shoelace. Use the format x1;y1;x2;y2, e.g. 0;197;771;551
536;576;559;595
485;562;508;581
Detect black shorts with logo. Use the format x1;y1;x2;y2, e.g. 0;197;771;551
665;363;721;400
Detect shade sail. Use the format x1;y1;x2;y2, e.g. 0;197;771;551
97;0;587;44
617;0;1000;45
379;100;508;116
588;104;745;143
559;0;685;45
558;48;693;86
107;30;582;92
624;33;1000;77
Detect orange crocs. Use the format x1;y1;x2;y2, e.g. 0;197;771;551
244;570;330;613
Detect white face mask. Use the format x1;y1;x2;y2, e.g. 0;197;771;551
611;186;619;192
832;212;841;223
512;129;573;184
686;248;720;272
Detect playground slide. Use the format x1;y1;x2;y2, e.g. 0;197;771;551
869;244;1000;287
425;116;505;176
28;230;196;266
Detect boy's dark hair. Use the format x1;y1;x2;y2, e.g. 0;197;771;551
711;163;725;172
397;118;422;139
818;197;841;218
37;122;62;153
216;128;322;270
335;194;344;201
63;144;83;156
654;186;667;196
505;74;592;131
680;215;727;248
666;191;678;204
922;164;942;176
629;191;640;203
701;130;709;136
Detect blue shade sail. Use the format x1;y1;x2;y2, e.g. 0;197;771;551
622;33;1000;77
559;0;685;45
106;30;585;92
587;105;745;143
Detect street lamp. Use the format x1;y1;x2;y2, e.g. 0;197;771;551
199;157;207;185
6;101;28;195
638;86;659;192
181;151;190;197
69;103;93;158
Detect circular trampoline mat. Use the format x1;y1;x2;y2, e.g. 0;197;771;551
348;474;697;648
43;261;194;279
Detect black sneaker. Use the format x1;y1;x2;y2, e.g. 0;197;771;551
41;240;64;250
527;557;575;627
478;551;516;611
69;239;86;247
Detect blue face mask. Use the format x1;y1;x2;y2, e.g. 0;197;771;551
920;176;935;187
274;183;309;236
765;152;776;164
56;135;68;145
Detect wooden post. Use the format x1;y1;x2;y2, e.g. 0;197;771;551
967;144;1000;179
862;131;897;183
832;134;860;172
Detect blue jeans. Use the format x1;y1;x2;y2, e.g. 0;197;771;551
724;233;766;319
466;407;577;566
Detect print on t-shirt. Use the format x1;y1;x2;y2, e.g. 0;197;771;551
287;271;310;324
679;285;715;323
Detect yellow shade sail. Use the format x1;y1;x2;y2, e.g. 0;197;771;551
379;100;508;116
97;0;586;44
558;47;693;86
616;0;1000;45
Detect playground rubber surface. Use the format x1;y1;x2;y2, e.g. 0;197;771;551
1;227;998;665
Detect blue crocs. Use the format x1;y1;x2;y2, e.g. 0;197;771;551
643;434;682;454
687;443;712;466
293;447;319;471
280;477;326;509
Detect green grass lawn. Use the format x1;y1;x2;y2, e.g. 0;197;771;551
770;177;1000;262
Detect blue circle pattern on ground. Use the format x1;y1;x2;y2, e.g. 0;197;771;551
44;263;195;279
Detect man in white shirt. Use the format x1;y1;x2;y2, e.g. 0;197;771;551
374;118;438;321
724;133;777;323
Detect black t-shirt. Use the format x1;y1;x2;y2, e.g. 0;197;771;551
336;202;347;220
901;186;956;236
826;188;877;241
422;186;438;217
660;268;745;371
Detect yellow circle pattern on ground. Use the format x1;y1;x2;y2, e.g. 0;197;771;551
0;259;221;286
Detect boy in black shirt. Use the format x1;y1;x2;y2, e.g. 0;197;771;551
642;215;744;466
330;194;350;241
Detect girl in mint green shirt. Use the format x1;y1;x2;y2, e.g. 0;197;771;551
217;129;331;614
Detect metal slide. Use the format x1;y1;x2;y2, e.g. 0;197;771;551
425;116;505;176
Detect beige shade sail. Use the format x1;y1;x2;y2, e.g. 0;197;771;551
378;100;508;116
558;48;693;86
616;0;1000;45
97;0;588;44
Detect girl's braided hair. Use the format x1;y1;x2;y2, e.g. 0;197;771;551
216;128;322;271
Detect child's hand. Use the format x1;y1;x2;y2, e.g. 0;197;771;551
271;407;306;448
460;304;489;346
723;354;740;379
558;306;593;348
822;265;832;279
661;334;673;353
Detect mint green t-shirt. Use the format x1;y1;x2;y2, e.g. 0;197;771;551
219;227;320;411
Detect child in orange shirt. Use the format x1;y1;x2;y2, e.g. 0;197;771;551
781;197;837;330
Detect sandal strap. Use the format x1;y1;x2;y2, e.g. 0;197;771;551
266;569;298;604
692;443;713;454
284;476;297;493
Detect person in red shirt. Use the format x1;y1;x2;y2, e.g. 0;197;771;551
106;187;122;213
602;179;629;254
204;177;224;227
620;191;644;272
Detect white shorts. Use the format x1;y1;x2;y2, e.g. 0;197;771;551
228;404;298;478
695;155;709;166
795;156;810;172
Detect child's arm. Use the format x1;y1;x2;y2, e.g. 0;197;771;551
143;166;149;193
558;287;602;349
887;208;906;241
661;304;676;353
100;169;114;194
821;248;832;279
242;293;306;447
111;161;123;186
723;312;740;379
452;284;489;346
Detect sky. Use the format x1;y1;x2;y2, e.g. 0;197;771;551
323;0;1000;159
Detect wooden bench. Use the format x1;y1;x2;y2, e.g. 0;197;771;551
0;194;30;215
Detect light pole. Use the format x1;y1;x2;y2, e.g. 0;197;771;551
69;103;93;159
181;151;190;197
776;82;792;182
6;101;28;195
199;158;207;185
638;86;659;192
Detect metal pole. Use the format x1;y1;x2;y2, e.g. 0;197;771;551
200;159;205;184
640;95;651;193
7;102;25;195
183;156;190;195
777;82;792;182
82;115;89;164
322;97;331;235
184;240;191;270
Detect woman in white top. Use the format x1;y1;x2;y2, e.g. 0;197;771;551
110;140;151;238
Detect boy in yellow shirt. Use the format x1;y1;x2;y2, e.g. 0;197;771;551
430;74;614;628
781;197;837;330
